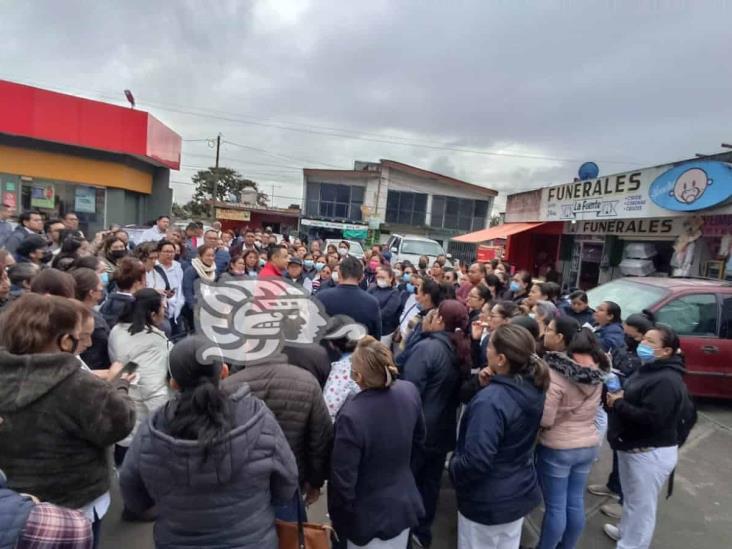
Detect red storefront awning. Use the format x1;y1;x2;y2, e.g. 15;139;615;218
451;222;547;244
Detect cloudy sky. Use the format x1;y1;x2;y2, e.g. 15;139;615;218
2;0;731;211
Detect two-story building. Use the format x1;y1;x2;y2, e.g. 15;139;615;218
302;159;497;248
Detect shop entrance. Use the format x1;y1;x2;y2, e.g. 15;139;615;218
568;239;604;291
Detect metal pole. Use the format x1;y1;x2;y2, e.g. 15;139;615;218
212;134;221;220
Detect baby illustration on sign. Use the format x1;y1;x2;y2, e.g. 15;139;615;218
671;168;712;205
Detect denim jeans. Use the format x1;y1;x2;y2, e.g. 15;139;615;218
536;445;598;549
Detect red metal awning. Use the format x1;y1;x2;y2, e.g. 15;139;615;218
451;222;547;243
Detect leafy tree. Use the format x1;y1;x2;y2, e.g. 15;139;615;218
191;167;268;206
172;201;209;219
489;214;503;227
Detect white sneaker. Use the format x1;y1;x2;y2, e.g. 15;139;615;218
601;502;623;519
603;523;620;542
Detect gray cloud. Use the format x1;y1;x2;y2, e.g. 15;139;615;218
1;0;731;211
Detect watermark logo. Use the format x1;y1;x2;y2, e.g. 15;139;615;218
194;278;329;364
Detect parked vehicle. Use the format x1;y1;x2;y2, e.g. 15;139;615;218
586;277;732;399
384;234;452;268
325;239;365;259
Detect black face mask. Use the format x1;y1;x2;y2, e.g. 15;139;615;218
57;334;79;355
174;254;181;261
625;334;640;353
110;250;127;260
40;250;53;264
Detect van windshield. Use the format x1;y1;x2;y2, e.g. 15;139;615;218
401;239;444;257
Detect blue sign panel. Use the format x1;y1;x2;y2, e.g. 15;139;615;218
649;161;732;212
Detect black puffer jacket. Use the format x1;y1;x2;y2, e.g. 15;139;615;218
120;384;298;549
224;355;333;488
0;351;135;508
608;355;686;451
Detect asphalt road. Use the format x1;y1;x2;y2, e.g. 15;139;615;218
101;400;732;548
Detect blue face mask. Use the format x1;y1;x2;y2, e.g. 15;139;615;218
403;273;411;282
406;283;416;294
510;280;520;292
259;258;266;267
304;260;314;270
100;272;110;288
314;262;324;272
636;343;657;363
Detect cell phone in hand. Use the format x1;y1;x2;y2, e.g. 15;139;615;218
113;361;139;381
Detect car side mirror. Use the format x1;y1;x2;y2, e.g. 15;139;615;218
391;247;398;253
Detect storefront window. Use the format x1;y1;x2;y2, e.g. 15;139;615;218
19;179;106;236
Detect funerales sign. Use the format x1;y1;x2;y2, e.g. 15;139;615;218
540;159;732;221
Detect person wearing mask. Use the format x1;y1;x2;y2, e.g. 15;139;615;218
223;341;333;522
320;315;367;420
507;270;532;302
182;244;217;325
139;215;170;244
338;240;352;259
536;318;610;549
593;301;625;352
99;256;147;329
119;336;298;548
449;324;548;549
361;255;381;289
302;253;318;279
259;244;289;279
329;337;426;548
562;290;595;326
99;234;128;273
417;255;429;275
457;262;486;303
71;267;110;371
604;326;689;548
15;234;52;266
3;210;44;255
368;264;403;348
466;284;492;325
403;300;472;549
108;288;171;468
0;294;135;544
394;271;420;353
316;256;382;339
283;257;314;294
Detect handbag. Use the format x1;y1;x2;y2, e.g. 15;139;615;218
275;491;332;549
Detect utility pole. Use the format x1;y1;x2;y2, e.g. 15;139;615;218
211;134;221;220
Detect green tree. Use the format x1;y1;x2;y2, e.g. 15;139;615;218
191;167;269;206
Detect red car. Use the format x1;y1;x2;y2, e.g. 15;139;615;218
587;277;732;399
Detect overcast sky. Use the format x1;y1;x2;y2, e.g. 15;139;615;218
2;0;731;212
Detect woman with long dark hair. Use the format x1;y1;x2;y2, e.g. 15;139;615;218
120;336;298;548
403;299;472;548
108;288;171;464
536;317;610;549
71;267;109;371
450;324;548;549
329;337;425;548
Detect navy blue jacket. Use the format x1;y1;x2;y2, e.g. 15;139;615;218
450;374;545;526
0;471;34;549
316;284;382;339
402;332;462;453
99;292;135;330
367;286;403;337
560;303;595;326
80;308;110;370
595;322;626;353
181;267;199;310
329;381;425;546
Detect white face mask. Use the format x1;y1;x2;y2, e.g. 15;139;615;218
338;247;348;256
376;279;390;289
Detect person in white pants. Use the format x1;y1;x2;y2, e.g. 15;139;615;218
458;515;523;549
616;447;678;549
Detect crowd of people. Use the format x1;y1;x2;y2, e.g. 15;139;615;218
0;206;694;549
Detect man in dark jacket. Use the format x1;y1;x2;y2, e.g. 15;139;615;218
223;354;333;519
316;256;382;338
3;210;44;255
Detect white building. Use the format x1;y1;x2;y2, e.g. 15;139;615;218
302;159;497;247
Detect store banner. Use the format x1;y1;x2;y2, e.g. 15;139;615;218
540;159;732;222
566;214;732;238
31;182;55;209
216;208;251;221
74;186;97;213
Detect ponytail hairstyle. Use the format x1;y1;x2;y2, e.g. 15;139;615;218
566;326;611;372
438;299;473;375
352;336;399;389
119;288;163;335
491;324;550;391
166;336;233;459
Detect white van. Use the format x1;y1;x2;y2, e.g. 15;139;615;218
384;234;452;268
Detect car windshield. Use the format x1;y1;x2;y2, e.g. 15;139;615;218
401;239;444;257
586;279;669;317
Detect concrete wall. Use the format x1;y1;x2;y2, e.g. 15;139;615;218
144;167;173;223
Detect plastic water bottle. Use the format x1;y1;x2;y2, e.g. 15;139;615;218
604;372;622;393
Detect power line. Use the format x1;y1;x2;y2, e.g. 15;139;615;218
221;139;342;169
182;151;302;171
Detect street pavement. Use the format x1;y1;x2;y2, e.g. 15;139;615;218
101;400;732;548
